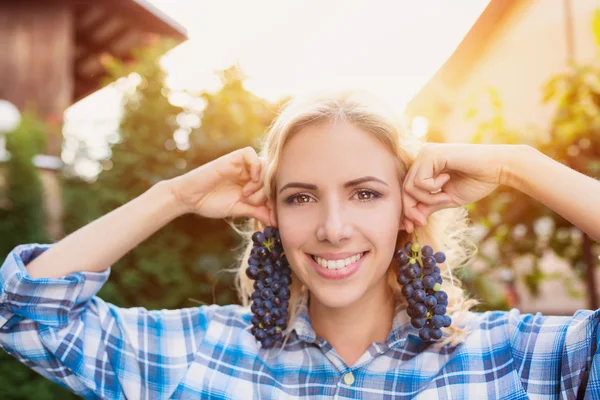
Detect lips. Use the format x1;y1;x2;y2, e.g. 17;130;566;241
306;251;368;280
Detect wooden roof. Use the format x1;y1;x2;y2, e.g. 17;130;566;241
405;0;520;120
71;0;188;100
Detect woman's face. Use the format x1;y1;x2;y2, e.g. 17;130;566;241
275;120;404;310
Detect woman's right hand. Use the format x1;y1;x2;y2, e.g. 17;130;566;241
167;147;273;226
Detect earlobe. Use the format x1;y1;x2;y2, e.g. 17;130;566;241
268;200;277;228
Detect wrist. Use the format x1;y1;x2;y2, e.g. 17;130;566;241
499;144;535;190
154;179;191;218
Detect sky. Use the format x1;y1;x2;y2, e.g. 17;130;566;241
64;0;490;178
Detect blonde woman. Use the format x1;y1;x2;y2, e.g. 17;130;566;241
1;91;599;398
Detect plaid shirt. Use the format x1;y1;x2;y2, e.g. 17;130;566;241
1;244;599;399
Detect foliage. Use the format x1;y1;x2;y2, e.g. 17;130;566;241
61;40;277;312
462;13;600;311
2;38;277;398
0;111;49;256
0;112;75;398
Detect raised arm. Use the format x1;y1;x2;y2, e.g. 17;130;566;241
25;146;271;279
402;143;600;242
503;145;600;242
0;146;270;397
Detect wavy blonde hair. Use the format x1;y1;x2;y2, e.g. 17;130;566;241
230;90;479;349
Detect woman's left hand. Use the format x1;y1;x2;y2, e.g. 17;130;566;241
401;143;518;233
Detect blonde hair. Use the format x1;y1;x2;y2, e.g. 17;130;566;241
230;90;479;349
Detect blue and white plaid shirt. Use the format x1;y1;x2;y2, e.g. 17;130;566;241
1;244;599;399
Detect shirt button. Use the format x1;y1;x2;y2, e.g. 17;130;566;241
343;371;355;386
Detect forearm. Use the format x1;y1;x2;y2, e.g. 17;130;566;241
504;145;600;242
26;181;187;279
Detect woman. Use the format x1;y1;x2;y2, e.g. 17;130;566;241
1;91;599;399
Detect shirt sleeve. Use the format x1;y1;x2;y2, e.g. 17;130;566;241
0;244;218;399
506;307;600;399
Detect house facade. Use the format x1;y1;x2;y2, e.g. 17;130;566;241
406;0;600;314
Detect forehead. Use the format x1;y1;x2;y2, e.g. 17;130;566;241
277;120;398;185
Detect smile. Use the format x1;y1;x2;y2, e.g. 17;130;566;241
311;252;366;270
306;252;369;280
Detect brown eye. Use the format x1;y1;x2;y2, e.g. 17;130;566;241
284;193;315;205
353;189;381;202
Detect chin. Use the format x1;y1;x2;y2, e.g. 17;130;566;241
308;283;367;309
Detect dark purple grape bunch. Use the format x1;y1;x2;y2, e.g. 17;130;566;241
246;226;292;349
394;241;452;341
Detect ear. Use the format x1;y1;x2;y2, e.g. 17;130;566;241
268;199;278;228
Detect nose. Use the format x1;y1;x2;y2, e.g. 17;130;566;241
316;195;353;245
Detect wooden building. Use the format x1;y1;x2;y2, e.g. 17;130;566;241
0;0;187;239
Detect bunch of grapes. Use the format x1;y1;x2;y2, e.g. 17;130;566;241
246;226;292;348
395;241;451;341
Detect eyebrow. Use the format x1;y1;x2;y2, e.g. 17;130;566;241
279;176;388;194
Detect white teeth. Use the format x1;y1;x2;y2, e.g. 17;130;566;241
312;253;364;270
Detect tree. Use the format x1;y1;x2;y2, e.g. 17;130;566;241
464;11;600;311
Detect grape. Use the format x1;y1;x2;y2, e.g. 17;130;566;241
262;300;273;310
413;289;426;303
252;232;265;246
412;279;423;290
246;226;293;348
263;264;274;276
257;247;268;260
394;249;409;265
264;226;276;239
246;266;259;279
422;276;435;289
262;315;274;327
255;329;267;341
442;315;452;327
434;291;448;303
280;275;291;286
421;245;434;257
271;308;282;319
413;303;427;317
434;252;446;263
434;305;447;315
261;288;273;300
412;265;421;277
401;284;414;298
430;328;443;340
397;274;409;285
424;295;437;308
431;315;444;329
419;328;431;341
411;317;426;328
422;256;435;268
404;267;416;279
393;239;452;341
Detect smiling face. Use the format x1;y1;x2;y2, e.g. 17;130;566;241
275;120;404;311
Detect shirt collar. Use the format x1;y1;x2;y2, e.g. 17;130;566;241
289;301;414;347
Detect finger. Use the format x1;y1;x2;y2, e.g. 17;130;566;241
414;172;451;193
244;185;267;206
240;147;262;182
242;178;263;197
402;190;427;227
402;217;414;233
405;184;452;206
